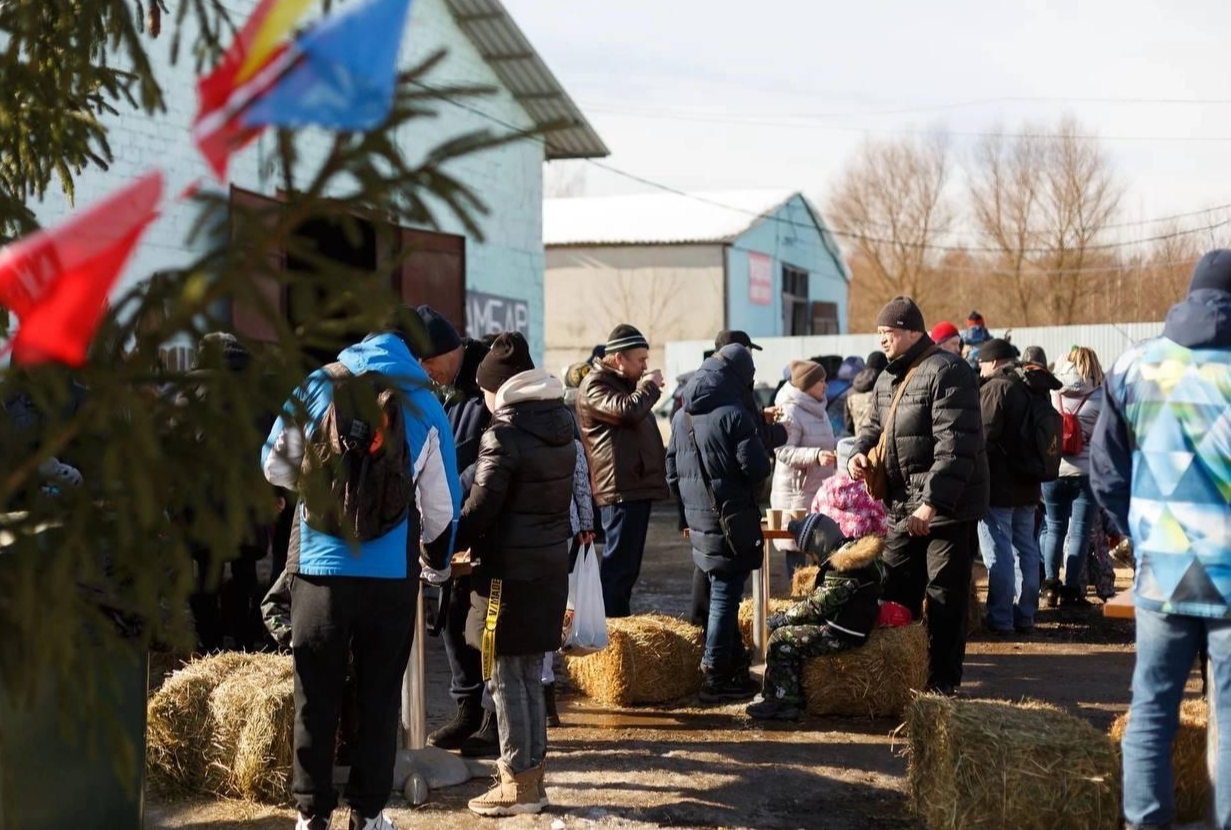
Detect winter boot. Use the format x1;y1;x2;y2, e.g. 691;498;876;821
746;694;802;721
544;682;561;728
426;697;483;751
459;709;500;757
534;759;549;807
1041;579;1062;609
698;666;758;704
467;762;542;817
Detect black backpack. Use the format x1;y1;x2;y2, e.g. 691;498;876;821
1008;376;1063;482
300;363;413;543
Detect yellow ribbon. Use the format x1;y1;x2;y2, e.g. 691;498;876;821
480;578;502;681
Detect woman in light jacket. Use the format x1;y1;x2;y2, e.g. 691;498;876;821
1041;347;1105;608
771;360;837;579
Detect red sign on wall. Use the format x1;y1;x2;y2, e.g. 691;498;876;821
748;252;772;306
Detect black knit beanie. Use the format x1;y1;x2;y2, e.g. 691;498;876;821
605;324;649;353
874;296;926;333
476;331;535;393
865;351;889;372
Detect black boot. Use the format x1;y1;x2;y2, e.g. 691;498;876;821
459;709;500;757
544;682;561;728
1041;579;1061;609
427;697;483;751
698;666;758;704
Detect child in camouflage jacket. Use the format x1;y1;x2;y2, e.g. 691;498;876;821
747;513;884;721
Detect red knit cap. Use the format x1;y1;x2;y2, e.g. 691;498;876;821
930;321;960;344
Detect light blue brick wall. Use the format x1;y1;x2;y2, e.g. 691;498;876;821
724;195;848;338
26;0;548;359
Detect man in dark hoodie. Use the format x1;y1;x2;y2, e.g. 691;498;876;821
666;344;772;702
976;338;1062;635
424;317;497;752
1091;250;1231;830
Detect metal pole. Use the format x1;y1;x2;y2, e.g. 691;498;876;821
403;585;427;750
751;538;771;664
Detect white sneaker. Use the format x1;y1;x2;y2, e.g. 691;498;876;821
350;811;397;830
296;814;329;830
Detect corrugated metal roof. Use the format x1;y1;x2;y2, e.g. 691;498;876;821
544;189;801;246
444;0;609;160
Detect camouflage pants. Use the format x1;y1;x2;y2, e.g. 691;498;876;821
762;623;855;704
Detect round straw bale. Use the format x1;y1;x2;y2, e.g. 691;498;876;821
803;623;928;717
1110;698;1208;823
738;598;794;649
905;693;1121;829
790;566;820;598
564;614;703;706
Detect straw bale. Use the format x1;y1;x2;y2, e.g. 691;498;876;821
905;694;1120;829
790;566;820;598
146;652;294;804
738;598;794;649
146;652;264;792
564;614;703;706
803;623;928;717
1110;699;1208;823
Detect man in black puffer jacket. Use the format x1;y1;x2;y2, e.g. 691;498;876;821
666;343;772;703
454;332;575;816
849;297;989;695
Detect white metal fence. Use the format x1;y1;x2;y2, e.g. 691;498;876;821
664;321;1165;392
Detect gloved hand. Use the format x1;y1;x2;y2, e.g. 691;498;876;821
38;457;83;488
419;557;451;586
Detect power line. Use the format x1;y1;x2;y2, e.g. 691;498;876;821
581;103;1231;143
411;81;1231;259
579;94;1231;122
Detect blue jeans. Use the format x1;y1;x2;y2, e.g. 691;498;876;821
704;568;749;671
1123;608;1231;828
977;505;1042;630
490;653;547;774
599;500;653;618
1041;475;1096;588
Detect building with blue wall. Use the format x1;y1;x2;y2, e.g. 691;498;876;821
544;190;849;374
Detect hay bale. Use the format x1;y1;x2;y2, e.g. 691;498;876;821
147;652;294;804
738;597;794;649
1110;699;1208;823
905;694;1120;829
803;623;928;717
564;614;703;706
790;566;820;598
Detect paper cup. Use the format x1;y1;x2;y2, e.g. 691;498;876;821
765;509;784;530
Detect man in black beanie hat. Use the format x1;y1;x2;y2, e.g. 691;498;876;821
416;305;465;387
576;323;669;617
847;295;989;695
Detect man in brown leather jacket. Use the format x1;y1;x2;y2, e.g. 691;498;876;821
576;324;670;617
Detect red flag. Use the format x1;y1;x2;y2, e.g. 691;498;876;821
0;171;164;366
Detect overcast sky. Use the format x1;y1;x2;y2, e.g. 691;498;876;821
508;0;1231;235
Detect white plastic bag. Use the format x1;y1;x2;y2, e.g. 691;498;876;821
562;541;608;655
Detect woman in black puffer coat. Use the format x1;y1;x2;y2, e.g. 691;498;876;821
455;333;575;814
666;343;771;703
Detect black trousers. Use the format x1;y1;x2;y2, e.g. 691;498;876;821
442;573;484;705
190;551;260;651
289;574;416;819
881;521;976;690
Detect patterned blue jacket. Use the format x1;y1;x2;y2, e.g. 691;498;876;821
1092;272;1231;618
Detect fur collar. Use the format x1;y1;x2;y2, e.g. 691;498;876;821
828;535;884;571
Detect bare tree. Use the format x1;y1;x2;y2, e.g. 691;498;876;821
968;116;1124;326
544;160;588;198
827;133;955;312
